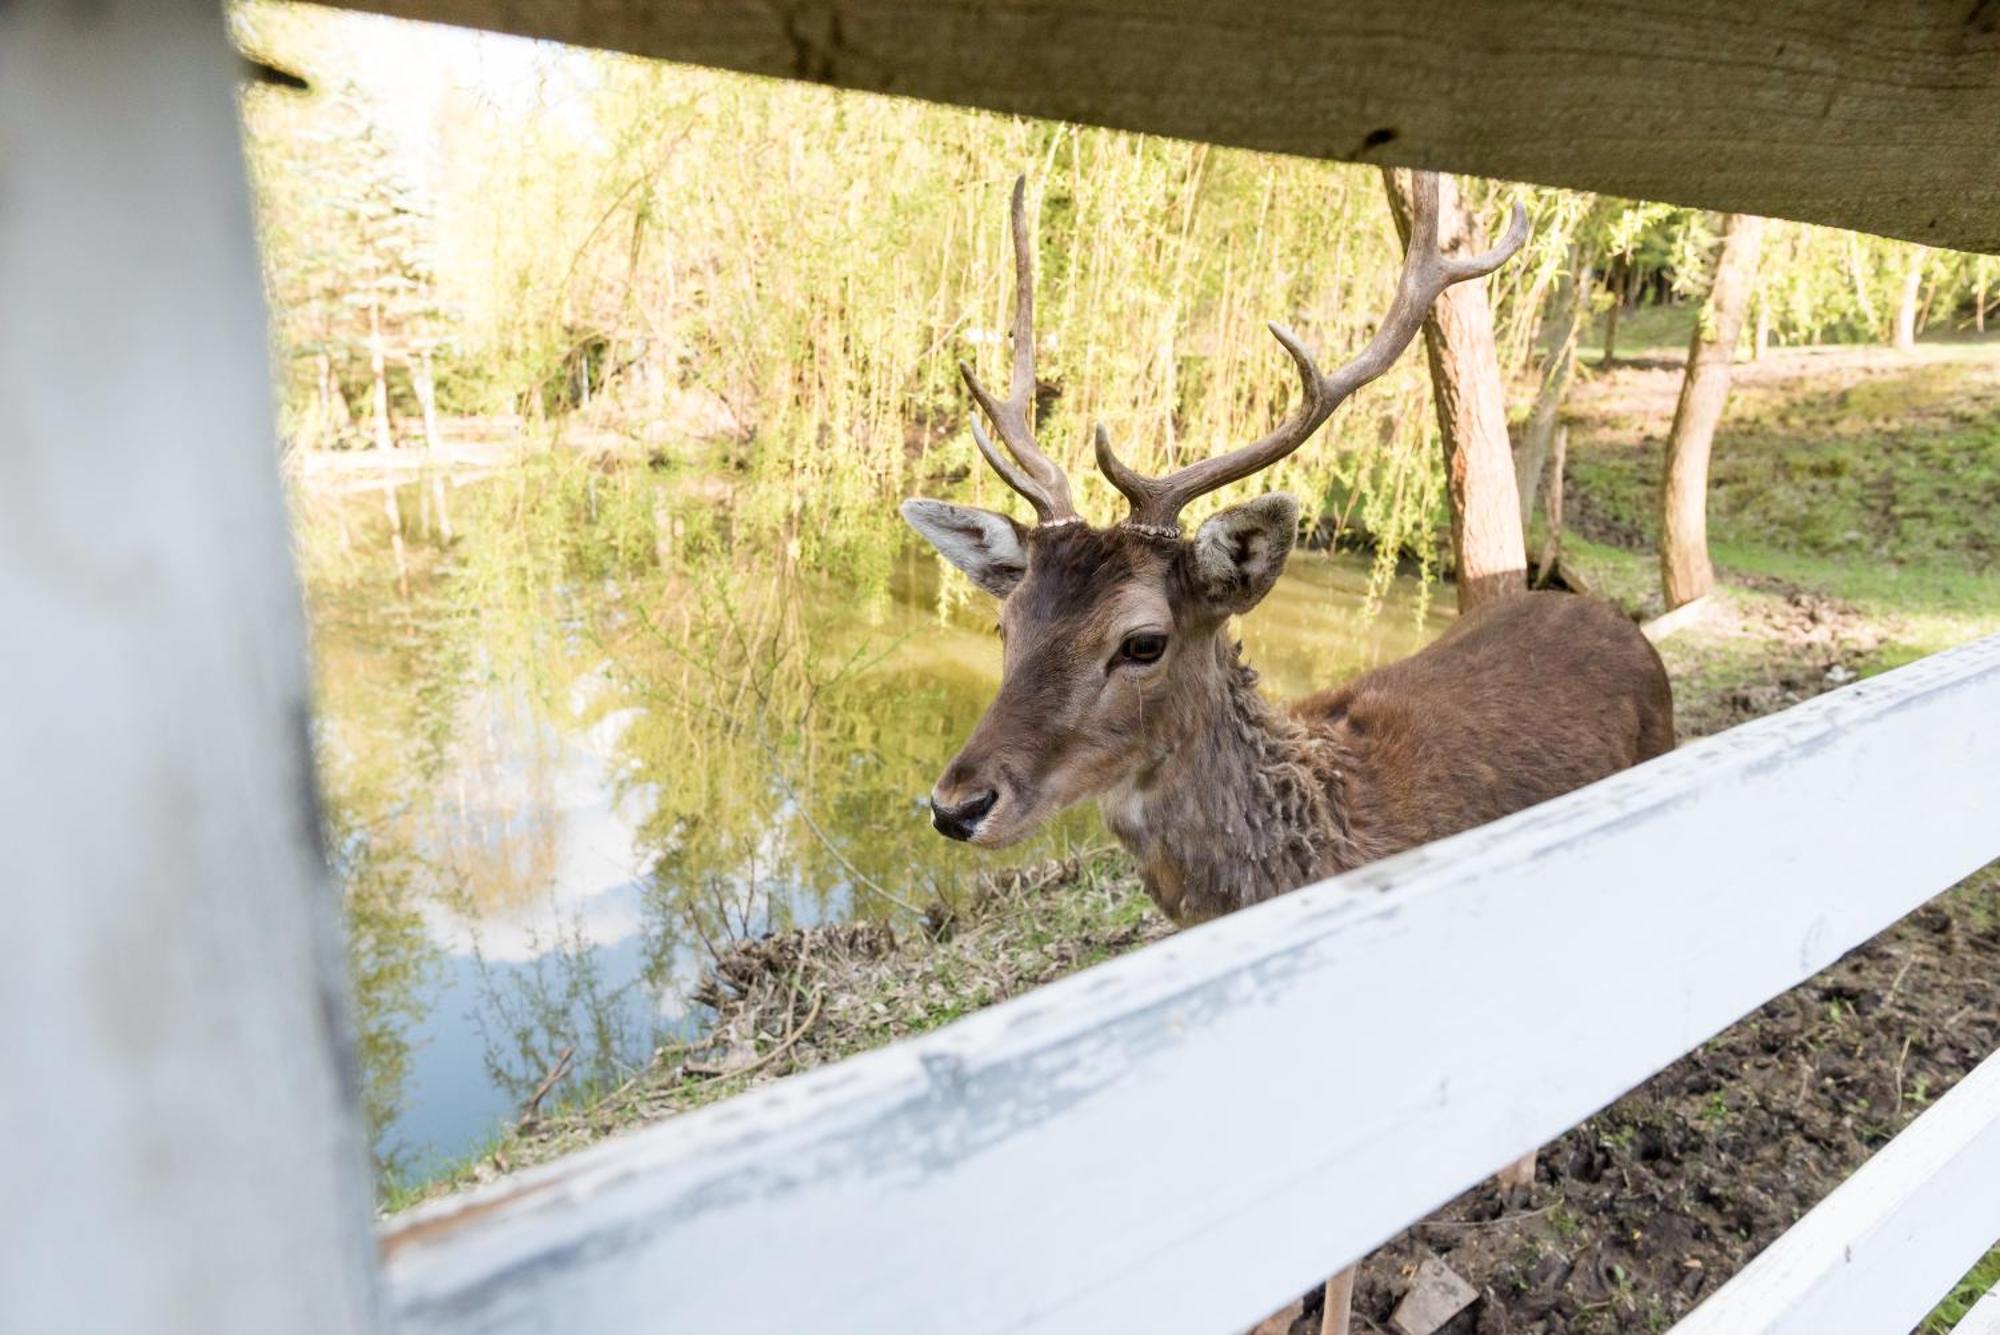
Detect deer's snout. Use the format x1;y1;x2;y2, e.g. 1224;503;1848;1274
930;785;998;841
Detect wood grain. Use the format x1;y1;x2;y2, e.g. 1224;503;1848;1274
328;0;2000;253
0;4;380;1331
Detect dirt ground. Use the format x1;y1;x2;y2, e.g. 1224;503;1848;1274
1243;574;1999;1335
1259;865;1999;1335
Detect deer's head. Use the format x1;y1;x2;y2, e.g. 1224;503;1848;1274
905;175;1525;847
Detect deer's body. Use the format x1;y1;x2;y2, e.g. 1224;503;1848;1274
900;174;1670;1335
1105;585;1673;924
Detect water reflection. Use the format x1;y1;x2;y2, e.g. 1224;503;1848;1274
300;470;1446;1180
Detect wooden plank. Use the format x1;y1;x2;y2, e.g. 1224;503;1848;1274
325;0;2000;254
1671;1051;2000;1335
0;4;381;1333
384;631;2000;1335
1957;1284;2000;1335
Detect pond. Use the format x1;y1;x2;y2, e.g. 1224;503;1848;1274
299;466;1449;1182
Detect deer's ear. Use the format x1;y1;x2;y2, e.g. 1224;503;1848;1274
1191;493;1298;615
900;499;1029;598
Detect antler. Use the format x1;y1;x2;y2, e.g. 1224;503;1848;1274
1095;171;1529;532
960;176;1079;526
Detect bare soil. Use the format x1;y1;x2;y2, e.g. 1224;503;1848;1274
1263;865;2000;1335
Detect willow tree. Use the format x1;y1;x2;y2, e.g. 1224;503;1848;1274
1380;168;1526;612
1660;212;1766;610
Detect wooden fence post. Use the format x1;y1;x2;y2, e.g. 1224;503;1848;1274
0;4;380;1331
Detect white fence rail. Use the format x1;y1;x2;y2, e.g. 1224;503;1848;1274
384;631;2000;1335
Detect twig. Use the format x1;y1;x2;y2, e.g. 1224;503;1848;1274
1884;952;1918;1004
519;1044;575;1122
1892;1033;1915;1120
1421;1202;1560;1231
688;988;824;1083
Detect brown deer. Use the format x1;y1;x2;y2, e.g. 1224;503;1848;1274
902;174;1674;1334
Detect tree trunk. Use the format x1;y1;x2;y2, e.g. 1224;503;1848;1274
368;299;394;451
413;346;442;452
1977;257;1990;333
1893;245;1928;352
1381;169;1527;613
1753;293;1770;362
1600;290;1621;367
1535;425;1568;587
1847;233;1879;333
1660;212;1766;610
1516;247;1592;532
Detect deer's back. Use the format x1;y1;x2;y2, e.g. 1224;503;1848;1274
1293;591;1673;860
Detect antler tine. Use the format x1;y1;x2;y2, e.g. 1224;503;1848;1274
959;175;1078;525
1095;171;1528;532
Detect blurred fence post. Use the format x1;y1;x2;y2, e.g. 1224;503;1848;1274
0;3;380;1332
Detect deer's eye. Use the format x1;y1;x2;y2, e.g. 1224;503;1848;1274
1117;632;1168;666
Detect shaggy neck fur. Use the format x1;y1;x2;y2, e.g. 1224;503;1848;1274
1100;639;1359;924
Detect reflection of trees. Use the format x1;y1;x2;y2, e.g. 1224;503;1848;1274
593;545;1090;971
433;691;563;918
324;793;440;1178
304;491;464;1173
466;917;638;1105
301;461;1096;1174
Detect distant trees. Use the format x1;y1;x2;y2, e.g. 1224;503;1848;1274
1660;213;1767;611
238;6;1999;613
244;56;450;451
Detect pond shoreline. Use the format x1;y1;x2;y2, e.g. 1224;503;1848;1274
377;534;2000;1330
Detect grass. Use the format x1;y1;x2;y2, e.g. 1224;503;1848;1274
1559;338;2000;665
1924;1245;2000;1333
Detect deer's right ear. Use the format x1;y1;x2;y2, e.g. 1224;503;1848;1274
900;499;1029;598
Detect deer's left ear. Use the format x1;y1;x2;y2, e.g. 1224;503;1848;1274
1191;493;1298;615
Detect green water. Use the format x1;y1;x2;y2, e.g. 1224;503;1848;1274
299;466;1446;1181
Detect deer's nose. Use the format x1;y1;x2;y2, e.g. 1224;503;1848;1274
930;788;998;841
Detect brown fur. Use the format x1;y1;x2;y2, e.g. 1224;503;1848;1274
930;520;1673;926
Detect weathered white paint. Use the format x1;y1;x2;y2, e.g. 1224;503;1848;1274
385;631;2000;1335
0;5;380;1333
1673;1050;2000;1335
1957;1283;2000;1335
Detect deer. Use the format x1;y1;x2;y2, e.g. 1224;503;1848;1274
900;173;1674;1335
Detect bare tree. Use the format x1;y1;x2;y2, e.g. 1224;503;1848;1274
1517;238;1594;531
1380;169;1527;612
1659;212;1766;610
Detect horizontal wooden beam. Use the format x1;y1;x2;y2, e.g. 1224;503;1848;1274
382;630;2000;1335
1670;1049;2000;1335
324;0;2000;253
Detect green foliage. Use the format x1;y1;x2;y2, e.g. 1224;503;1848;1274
1922;1244;2000;1334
